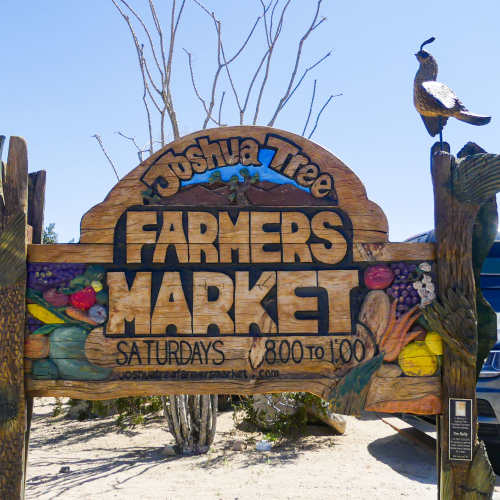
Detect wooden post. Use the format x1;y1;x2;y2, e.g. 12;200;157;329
427;142;498;499
0;137;29;500
23;170;46;493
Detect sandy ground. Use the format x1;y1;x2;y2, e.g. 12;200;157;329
26;398;500;500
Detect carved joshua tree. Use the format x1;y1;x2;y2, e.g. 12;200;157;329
423;143;500;499
209;168;260;205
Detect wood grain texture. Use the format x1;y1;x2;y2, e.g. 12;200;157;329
27;242;435;264
25;373;438;409
429;143;495;499
0;137;28;500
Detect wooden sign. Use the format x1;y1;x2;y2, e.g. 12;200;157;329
24;126;440;415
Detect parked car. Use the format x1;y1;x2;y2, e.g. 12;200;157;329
406;231;500;472
477;236;500;472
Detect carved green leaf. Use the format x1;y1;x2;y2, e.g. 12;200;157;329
31;324;59;335
326;352;384;415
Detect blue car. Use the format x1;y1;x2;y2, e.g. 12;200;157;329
477;240;500;471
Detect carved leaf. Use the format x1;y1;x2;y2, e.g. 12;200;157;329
453;153;500;204
326;353;384;415
423;287;476;365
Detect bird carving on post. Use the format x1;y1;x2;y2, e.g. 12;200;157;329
414;37;491;145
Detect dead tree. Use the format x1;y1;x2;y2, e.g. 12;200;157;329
105;0;338;455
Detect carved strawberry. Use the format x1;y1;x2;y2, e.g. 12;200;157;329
69;286;96;310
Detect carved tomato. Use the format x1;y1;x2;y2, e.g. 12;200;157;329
364;264;394;290
69;286;96;310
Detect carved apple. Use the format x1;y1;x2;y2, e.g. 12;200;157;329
363;264;394;290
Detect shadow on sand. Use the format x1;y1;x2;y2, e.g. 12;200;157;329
367;433;436;485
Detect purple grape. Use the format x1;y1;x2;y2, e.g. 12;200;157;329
27;263;86;291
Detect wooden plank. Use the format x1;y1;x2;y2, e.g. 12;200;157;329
25;374;441;413
26;376;334;400
28;244;114;262
84;332;362;373
353;242;435;261
0;137;28;500
28;242;434;264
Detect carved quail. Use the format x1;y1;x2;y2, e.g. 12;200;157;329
414;37;491;142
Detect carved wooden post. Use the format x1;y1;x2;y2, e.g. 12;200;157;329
0;137;29;500
23;170;46;491
427;141;499;499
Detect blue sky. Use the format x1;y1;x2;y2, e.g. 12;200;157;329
2;1;500;243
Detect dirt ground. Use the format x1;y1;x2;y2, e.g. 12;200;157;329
26;398;500;500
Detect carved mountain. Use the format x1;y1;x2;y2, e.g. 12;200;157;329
152;181;334;207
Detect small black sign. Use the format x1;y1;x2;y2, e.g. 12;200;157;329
449;398;472;461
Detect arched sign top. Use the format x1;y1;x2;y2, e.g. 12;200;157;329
80;126;388;244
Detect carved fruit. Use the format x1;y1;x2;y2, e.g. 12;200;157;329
91;280;103;293
364;265;394;290
357;290;391;343
425;331;443;355
88;304;107;324
43;288;69;307
25;334;50;359
398;341;438;376
69;286;96;310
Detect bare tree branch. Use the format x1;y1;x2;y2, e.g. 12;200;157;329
307;93;342;139
267;0;327;127
252;0;292;124
183;48;225;126
218;90;226;126
112;0;185;145
115;131;153;162
280;50;331;109
113;0;164;81
92;134;120;181
191;0;261;128
302;79;317;136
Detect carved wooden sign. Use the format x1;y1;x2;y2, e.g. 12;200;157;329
24;126;440;414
